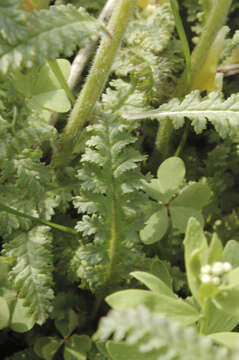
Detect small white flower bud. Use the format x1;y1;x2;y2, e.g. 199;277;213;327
212;262;224;276
212;276;221;286
201;265;211;274
223;262;232;273
201;274;212;284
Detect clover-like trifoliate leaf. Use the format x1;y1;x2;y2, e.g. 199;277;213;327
171;183;211;210
13;59;71;112
140;207;168;244
55;309;79;338
64;335;92;360
34;337;62;360
156;156;185;193
170;205;204;233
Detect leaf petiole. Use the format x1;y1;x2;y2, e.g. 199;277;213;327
47;59;75;105
170;0;191;92
0;201;78;235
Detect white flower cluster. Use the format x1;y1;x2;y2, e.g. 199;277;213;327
200;261;232;286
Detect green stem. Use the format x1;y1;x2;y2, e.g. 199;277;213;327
90;191;118;320
155;0;232;162
174;121;190;157
91;125;119;319
170;0;191;93
0;202;78;235
52;0;137;167
199;298;211;334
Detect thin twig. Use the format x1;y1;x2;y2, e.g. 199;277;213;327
48;0;115;126
218;63;239;77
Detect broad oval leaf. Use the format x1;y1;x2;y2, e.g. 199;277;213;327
210;332;239;350
141;179;174;203
224;240;239;268
140;207;168;244
34;337;62;360
171;183;211;210
55;309;79;338
156;157;185;193
106;290;200;326
130;271;176;298
183;218;208;301
0;256;9;287
11;298;35;333
170;205;204;233
15;59;71;112
27;89;71;112
207;233;223;264
213;287;239;319
64;335;91;360
106;341;161;360
0;296;10;329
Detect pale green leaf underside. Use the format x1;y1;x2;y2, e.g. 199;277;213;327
209;332;239;350
123;91;239;138
98;306;234;360
106;289;199;326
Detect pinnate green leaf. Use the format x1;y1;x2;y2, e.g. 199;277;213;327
0;0;27;44
124;90;239;138
0;5;99;74
2;226;54;325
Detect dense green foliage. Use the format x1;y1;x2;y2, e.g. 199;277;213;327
1;0;239;359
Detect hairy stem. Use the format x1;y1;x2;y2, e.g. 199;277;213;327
52;0;137;167
154;0;232;163
49;0;115;126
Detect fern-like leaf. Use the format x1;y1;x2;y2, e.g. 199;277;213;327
2;226;54;325
124;90;239;138
0;149;59;236
110;3;184;104
0;5;100;74
0;0;28;44
98;306;235;360
71;113;149;293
